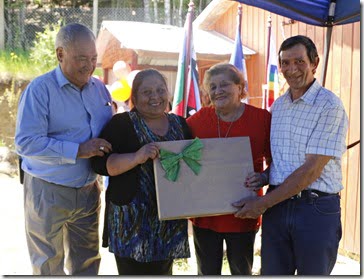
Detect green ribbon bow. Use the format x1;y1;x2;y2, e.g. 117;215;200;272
159;137;204;182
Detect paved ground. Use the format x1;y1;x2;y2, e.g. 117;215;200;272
0;173;360;275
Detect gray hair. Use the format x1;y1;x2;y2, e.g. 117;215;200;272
203;63;247;99
55;23;95;50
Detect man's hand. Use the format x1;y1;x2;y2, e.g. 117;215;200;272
245;171;268;191
232;196;267;219
77;138;112;158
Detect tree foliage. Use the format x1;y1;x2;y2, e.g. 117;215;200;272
4;0;212;13
29;22;60;72
3;0;212;50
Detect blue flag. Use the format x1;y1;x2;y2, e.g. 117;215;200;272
229;5;248;94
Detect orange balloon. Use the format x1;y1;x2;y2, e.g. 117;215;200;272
111;78;131;102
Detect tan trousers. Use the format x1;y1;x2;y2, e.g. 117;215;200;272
23;172;101;275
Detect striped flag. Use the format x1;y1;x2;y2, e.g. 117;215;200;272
230;4;248;95
265;17;279;110
172;2;201;118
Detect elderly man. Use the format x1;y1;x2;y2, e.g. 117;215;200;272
15;23;112;275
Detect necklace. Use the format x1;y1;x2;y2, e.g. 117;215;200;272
217;116;235;138
216;105;244;138
217;116;236;138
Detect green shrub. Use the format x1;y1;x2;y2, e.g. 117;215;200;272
29;22;60;73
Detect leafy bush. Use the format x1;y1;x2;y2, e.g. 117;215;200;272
29;22;60;73
0;22;61;80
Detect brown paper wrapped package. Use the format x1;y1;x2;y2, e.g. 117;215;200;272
153;137;256;220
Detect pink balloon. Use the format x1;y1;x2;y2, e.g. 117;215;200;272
112;61;131;79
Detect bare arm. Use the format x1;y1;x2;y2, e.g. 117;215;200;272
106;142;160;176
261;154;330;206
234;153;331;219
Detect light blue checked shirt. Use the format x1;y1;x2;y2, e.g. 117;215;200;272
15;65;112;188
269;79;348;193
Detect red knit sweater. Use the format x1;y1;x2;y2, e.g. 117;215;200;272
187;105;271;232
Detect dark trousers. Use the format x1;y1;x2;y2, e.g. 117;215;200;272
193;225;256;275
114;255;173;275
261;193;342;275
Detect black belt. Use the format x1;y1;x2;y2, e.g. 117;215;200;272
269;185;338;200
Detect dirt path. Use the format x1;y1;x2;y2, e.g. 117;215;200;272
0;173;360;275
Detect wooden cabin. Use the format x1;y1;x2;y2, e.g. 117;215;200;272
96;20;255;100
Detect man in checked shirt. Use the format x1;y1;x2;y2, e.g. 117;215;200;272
233;35;348;275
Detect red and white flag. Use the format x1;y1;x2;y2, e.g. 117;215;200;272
172;2;201;118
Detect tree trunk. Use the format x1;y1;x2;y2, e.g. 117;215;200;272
19;4;25;49
178;0;183;27
153;0;158;23
164;0;171;25
92;0;98;35
143;0;151;22
0;0;4;49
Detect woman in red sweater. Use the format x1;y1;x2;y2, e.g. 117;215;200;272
187;63;271;275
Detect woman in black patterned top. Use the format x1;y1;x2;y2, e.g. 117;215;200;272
91;69;191;275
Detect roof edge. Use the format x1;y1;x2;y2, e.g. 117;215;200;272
194;0;236;31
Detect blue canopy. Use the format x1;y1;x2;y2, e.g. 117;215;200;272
232;0;360;26
232;0;360;85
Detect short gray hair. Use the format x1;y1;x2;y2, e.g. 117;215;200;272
55;23;95;50
203;63;247;99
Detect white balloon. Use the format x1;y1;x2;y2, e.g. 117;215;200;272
127;70;140;87
110;80;122;91
112;61;131;79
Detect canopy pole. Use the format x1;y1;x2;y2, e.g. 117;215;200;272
320;0;336;86
320;26;332;86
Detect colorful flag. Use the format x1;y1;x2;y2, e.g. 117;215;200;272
172;2;201;118
229;5;248;94
265;19;279;110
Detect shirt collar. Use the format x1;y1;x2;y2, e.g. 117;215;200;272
284;79;321;105
55;65;70;88
55;65;95;90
